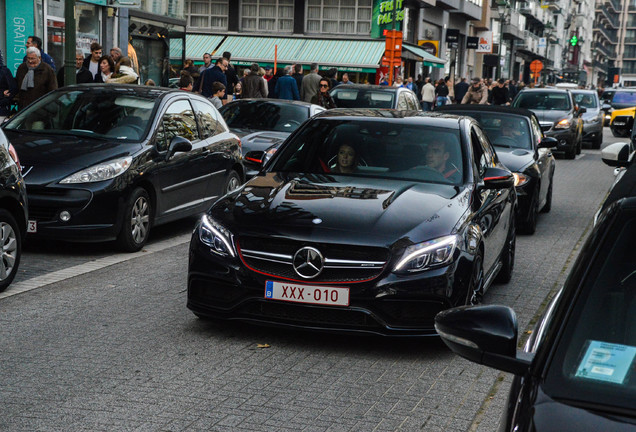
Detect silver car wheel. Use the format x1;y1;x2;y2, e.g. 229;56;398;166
130;196;150;244
0;222;17;281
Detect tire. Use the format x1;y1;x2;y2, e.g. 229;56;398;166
0;209;21;292
117;187;152;252
564;144;576;159
466;252;484;306
541;174;553;213
224;170;242;195
496;218;515;284
519;188;539;235
591;133;603;150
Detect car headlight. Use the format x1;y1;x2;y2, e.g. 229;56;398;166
393;235;459;274
513;172;530;187
59;156;133;184
199;214;236;258
554;118;571;129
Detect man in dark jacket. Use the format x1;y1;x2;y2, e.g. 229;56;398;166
491;78;511;105
0;49;18;122
16;47;57;111
242;63;268;98
223;51;239;97
454;78;469;105
291;64;304;93
57;50;93;87
82;42;103;80
274;66;300;100
199;57;228;98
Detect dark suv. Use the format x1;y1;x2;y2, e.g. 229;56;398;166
512;88;584;159
0;127;27;292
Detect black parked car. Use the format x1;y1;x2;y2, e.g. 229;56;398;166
2;85;243;252
0;128;27;291
435;196;636;431
187;110;517;336
513;88;584;159
436;105;557;234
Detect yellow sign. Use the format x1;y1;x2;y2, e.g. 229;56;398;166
418;40;439;57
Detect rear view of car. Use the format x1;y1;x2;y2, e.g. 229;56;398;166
572;90;604;148
330;84;421;111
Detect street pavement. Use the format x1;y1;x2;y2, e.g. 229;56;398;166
0;128;620;431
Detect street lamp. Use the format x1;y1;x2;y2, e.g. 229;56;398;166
496;0;511;79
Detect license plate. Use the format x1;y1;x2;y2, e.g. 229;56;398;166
614;122;626;126
265;281;349;306
27;220;37;233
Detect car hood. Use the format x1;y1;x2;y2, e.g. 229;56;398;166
211;172;470;247
494;148;535;172
530;388;635;431
231;128;289;154
529;109;571;123
4;130;141;185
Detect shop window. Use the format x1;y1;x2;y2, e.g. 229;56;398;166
306;0;372;35
241;0;294;32
187;0;228;30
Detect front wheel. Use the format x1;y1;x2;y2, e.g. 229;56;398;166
467;252;484;305
496;219;515;284
591;133;603;149
117;187;152;252
0;209;21;292
541;175;553;213
224;170;242;195
519;188;539;235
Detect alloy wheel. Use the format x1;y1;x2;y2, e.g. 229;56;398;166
0;222;17;280
130;196;150;244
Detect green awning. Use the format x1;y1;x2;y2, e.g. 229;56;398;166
294;39;386;69
170;34;225;60
402;43;445;68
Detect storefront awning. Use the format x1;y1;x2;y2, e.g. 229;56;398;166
401;43;445;68
170;34;225;60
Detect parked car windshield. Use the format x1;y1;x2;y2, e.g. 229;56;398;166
330;88;395;109
611;91;636;106
456;112;532;149
513;92;572;111
4;88;156;141
220;101;309;133
544;217;636;413
269;119;464;185
572;92;598;108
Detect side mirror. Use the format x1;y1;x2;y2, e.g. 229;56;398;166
482;167;514;189
602;103;612;111
578;106;587;115
166;136;192;160
538;136;558;148
602;142;633;167
435;305;531;375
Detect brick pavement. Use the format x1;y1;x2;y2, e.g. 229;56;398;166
0;143;617;431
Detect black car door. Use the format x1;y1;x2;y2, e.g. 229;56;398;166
154;98;210;217
471;125;513;275
530;115;552;204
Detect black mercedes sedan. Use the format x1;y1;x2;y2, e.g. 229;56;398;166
0;128;28;292
187;110;517;336
436;105;557;234
435;197;636;431
2;85;243;252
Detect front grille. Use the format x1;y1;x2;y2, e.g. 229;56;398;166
238;236;389;283
241;301;382;328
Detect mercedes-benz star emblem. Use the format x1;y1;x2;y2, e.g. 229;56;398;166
292;246;324;279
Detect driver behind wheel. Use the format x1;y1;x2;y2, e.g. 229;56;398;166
425;141;460;182
332;144;358;173
500;118;523;139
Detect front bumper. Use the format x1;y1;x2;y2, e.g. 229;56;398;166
187;231;474;337
582;122;603;141
25;180;127;241
544;129;576;152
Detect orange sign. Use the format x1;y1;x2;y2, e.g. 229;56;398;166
530;60;543;74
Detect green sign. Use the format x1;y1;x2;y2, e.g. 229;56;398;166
371;0;405;39
5;0;34;74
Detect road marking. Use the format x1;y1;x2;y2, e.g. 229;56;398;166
0;233;191;300
576;153;586;160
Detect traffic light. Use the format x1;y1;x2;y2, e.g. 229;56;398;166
569;35;578;47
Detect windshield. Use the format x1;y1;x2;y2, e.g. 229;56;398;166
573;93;598;108
513;92;571;111
458;112;531;149
220;101;309;133
4;89;156;141
269;119;464;185
611;92;636;105
544;217;636;413
330;88;395;109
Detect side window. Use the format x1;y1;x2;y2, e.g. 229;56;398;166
406;93;418;110
471;129;488;177
192;99;220;139
530;116;543;147
155;99;199;152
475;126;496;166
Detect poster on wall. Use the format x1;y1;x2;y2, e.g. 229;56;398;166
476;31;493;53
371;0;405;39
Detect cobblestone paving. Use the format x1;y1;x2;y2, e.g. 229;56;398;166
0;137;617;431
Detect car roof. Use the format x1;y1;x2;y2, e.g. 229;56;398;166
225;98;319;108
313;109;463;129
518;88;571;94
435;104;537;119
61;83;175;98
570;89;597;95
